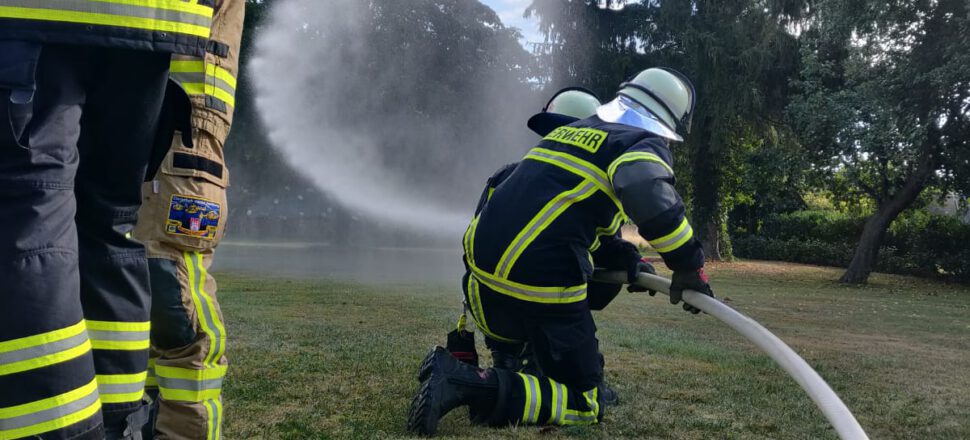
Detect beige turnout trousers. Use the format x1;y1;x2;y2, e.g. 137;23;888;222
133;1;243;438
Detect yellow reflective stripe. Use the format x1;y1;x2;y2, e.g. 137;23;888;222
547;378;558;424
170;60;237;88
93;0;212;17
0;321;91;376
195;252;226;367
170;60;237;107
462;215;480;265
179;83;235;107
204;397;222;440
154;364;227;381
495;181;599;278
157;388;220;402
84;320;150;332
487;187;496;201
0;379;101;439
184;252;226;369
89;340;149;351
0;321;87;354
607;151;674;182
524;148;622;211
0;6;210;38
468;262;587;304
648;218;694;253
97;372;147;402
589;211;627;252
464;277;519;344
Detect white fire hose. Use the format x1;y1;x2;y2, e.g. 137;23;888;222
593;270;869;440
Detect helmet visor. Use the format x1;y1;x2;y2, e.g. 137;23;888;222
596;96;683;142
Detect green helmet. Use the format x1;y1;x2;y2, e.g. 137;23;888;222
544;87;601;119
597;67;696;141
528;87;601;136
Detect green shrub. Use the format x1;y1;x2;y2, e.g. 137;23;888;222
734;210;970;282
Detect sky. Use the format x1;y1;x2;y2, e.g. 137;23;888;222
480;0;544;45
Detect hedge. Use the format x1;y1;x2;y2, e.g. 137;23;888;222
733;210;970;281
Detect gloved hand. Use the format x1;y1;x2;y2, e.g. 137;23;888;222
626;257;657;296
669;268;714;314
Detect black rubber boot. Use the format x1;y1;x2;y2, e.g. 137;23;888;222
408;346;499;436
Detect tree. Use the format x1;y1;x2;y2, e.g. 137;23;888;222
789;0;970;283
526;0;804;260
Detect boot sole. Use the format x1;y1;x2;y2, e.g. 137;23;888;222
416;347;437;383
408;349;444;436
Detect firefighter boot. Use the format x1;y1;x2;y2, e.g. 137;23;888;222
408;346;500;436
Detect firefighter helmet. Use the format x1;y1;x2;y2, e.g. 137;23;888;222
528;87;601;136
597;68;696;142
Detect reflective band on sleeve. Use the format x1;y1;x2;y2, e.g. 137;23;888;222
85;320;150;351
524;148;622;211
0;321;91;376
170;60;237;108
0;378;101;439
495;180;599;278
0;0;213;38
467;262;587;304
607;151;674;183
156;364;226;403
647;218;694;253
97;372;146;404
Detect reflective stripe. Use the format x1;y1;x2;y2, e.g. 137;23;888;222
0;378;101;438
204;398;222;440
86;320;150;351
170;60;237;108
589;211;627;252
495;181;599;278
156;364;226;403
0;0;212;38
468;262;586;304
464;277;519;344
524;148;621;210
518;374;540;424
0;321;91;376
607;151;674;182
462;215;480;265
647;218;694;253
97;372;146;404
547;378;566;425
146;358;158;388
183;252;226;369
564;387;599;425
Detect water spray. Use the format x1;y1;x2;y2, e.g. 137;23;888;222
593;270;870;440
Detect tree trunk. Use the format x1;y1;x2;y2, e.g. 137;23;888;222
840;155;936;284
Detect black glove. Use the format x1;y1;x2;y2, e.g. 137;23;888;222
626;257;657;296
669;268;715;314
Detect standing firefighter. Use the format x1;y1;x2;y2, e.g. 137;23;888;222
408;68;714;436
132;1;244;438
0;1;214;439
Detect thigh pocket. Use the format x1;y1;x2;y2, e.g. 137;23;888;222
154;131;228;251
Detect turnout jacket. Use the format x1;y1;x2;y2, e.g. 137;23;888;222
463;116;704;305
0;0;214;55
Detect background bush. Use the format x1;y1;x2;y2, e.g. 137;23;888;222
733;210;970;281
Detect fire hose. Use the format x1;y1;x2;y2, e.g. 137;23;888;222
593;270;869;440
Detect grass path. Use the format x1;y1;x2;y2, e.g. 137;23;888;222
217;261;970;439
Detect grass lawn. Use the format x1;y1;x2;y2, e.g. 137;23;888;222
216;260;970;439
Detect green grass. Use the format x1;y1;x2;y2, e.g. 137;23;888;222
216;260;970;439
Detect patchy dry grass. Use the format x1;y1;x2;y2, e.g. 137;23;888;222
217;260;970;439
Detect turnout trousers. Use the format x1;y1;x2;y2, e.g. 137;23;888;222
0;45;168;439
134;129;229;440
462;273;605;426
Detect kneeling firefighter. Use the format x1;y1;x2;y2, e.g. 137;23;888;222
441;87;655;389
408;68;715;436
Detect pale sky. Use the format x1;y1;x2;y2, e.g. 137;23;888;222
480;0;544;45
